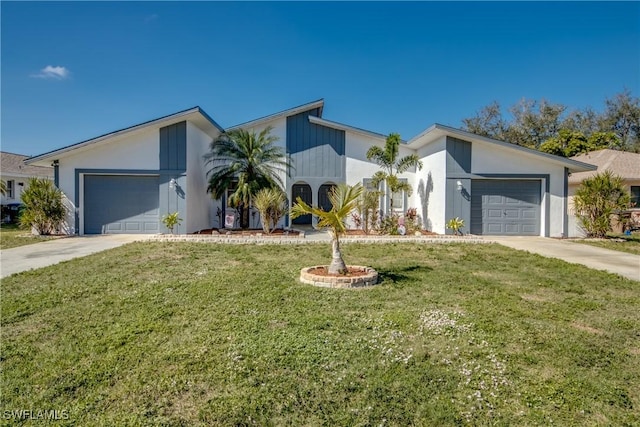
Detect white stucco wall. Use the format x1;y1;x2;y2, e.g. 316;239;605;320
472;142;567;237
186;122;219;233
56;127;160;234
415;137;447;232
345;131;417;214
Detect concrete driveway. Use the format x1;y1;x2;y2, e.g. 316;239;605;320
0;235;148;278
489;236;640;281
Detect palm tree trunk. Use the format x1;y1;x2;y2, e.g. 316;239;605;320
328;235;348;275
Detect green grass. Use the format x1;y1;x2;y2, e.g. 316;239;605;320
0;223;55;250
1;242;639;426
570;233;640;256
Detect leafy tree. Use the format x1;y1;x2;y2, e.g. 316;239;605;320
291;183;364;275
366;133;423;212
204;126;291;229
600;90;640;152
461;101;509;141
573;171;630;238
19;178;66;235
461;91;639;153
507;98;567;148
253;187;287;234
540;130;620;157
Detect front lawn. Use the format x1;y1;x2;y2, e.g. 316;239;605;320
570;233;640;256
0;223;55;250
1;242;638;425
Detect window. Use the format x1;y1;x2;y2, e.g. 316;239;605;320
391;178;408;212
631;186;640;208
6;180;14;199
226;181;238;208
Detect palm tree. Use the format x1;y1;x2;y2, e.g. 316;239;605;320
366;133;423;212
205;126;291;228
291;183;364;275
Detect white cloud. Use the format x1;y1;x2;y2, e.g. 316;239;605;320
31;65;70;80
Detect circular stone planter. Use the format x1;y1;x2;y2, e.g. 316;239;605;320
300;265;378;288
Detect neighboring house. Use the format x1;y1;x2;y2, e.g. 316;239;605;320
26;99;595;236
1;151;54;205
568;149;640;237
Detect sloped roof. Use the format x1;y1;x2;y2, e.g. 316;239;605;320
26;107;222;166
569;149;640;184
226;99;324;131
1;151;53;178
407;123;596;174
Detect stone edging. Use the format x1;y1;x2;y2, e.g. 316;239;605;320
149;234;489;245
300;265;379;288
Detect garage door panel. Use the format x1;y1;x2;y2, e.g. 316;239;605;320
84;175;159;234
471;180;540;236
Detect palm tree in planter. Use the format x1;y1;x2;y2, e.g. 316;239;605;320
366;132;423;212
205;126;291;229
291;183;364;275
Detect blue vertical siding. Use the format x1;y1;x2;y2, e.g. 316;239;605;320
286;109;345;179
159;121;187;171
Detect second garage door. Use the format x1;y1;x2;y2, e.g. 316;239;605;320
84;175;160;234
470;180;541;236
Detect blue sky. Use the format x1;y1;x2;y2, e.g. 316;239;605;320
2;1;639;156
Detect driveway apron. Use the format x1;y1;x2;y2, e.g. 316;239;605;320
488;236;640;281
0;235;147;278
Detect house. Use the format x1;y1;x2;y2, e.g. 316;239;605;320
1;151;54;205
568;149;640;237
26;99;595;236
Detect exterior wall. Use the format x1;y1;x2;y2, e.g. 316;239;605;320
415;137;447;232
568;178;640;237
0;174;53;205
472;142;567;237
345;131;417;218
186;122;219;233
57;127;159;234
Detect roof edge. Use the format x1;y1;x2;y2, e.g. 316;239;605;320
408;123;597;172
26;106;222;164
307;116;390;141
226;98;325;131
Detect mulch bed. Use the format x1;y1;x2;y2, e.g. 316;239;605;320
192;228;301;236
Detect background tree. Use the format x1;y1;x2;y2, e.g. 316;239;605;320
573;171;630;238
461;91;640;153
540;130;621;157
204;126;291;229
291;183;363;275
19;178;66;235
366;133;423;212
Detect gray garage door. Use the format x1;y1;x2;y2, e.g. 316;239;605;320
470;180;541;235
84;175;160;234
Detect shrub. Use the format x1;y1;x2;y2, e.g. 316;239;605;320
254;188;287;233
404;207;422;234
446;217;465;235
162;212;183;234
19;178;66;235
574;171;630;238
355;189;381;234
378;214;401;235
